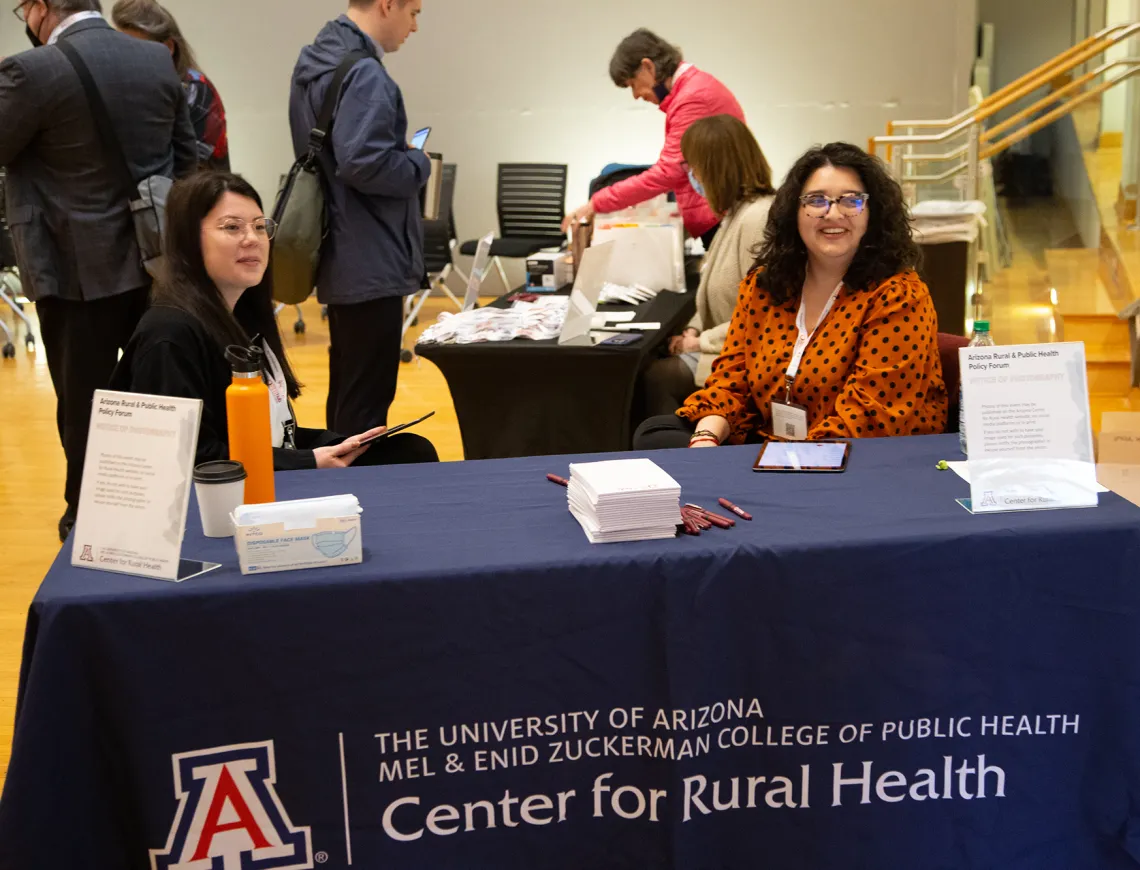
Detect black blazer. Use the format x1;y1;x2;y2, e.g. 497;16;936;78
110;305;339;470
0;18;198;302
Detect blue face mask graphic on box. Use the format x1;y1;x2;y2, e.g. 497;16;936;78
311;528;357;558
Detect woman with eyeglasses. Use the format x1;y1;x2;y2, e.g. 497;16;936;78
633;142;947;450
111;171;438;469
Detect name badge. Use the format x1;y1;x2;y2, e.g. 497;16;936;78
770;400;809;441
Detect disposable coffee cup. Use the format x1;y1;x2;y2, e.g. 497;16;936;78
193;460;247;538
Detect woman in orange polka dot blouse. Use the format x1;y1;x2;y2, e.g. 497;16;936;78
634;142;948;449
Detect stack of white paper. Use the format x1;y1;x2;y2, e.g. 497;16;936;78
567;458;682;543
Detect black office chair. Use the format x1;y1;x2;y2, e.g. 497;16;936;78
401;163;463;362
459;163;567;294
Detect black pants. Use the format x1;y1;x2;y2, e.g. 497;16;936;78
642;356;698;419
354;432;439;465
632;414;697;450
297;427;439;466
634;415;767;451
326;295;404;434
37;287;150;513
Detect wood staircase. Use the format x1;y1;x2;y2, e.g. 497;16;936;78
1047;247;1134;395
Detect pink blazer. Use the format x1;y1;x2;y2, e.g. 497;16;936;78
590;64;745;237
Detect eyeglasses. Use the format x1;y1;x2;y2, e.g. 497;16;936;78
799;193;870;218
215;218;277;241
12;1;33;23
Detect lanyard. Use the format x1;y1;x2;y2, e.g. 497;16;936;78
262;341;296;449
784;282;843;401
47;11;103;45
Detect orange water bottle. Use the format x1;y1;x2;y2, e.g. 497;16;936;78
224;344;275;504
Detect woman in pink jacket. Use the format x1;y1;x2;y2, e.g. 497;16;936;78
563;28;746;246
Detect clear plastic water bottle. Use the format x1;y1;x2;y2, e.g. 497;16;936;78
959;320;994;455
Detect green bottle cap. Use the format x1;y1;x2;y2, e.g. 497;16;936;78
974;321;990;332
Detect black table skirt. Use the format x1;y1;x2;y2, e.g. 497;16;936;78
417;289;696;458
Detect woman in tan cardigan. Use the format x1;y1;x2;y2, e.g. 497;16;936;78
642;115;775;417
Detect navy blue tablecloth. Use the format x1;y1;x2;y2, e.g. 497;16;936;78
3;434;1140;870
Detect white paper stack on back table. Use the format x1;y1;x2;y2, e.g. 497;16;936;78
567;458;682;543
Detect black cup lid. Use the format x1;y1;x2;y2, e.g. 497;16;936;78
193;460;247;484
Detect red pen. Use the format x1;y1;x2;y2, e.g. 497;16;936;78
681;507;712;531
685;503;735;528
718;498;753;521
685;504;733;529
678;513;701;536
546;473;569;487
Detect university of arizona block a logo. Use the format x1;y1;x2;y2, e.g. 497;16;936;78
150;741;313;870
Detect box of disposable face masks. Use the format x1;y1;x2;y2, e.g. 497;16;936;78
526;252;571;289
231;495;363;575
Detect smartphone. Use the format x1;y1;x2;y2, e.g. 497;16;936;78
752;440;850;472
411;127;431;150
598;332;643;346
357;411;436;446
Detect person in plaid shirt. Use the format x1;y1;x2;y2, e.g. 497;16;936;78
112;0;229;170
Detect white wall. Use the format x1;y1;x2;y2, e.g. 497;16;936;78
979;0;1075;126
1;17;32;61
4;0;976;266
1102;0;1137;134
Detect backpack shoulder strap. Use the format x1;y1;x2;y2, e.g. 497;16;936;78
306;49;372;159
56;39;138;196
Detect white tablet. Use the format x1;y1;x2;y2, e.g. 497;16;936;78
753;441;850;472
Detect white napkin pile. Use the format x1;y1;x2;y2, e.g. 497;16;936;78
418;297;569;345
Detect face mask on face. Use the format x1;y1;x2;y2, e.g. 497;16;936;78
687;169;706;200
652;81;670;103
26;23;43;48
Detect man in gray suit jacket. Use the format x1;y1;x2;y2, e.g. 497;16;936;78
1;0;197;541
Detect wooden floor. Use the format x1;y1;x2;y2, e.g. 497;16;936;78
0;292;471;786
3;147;1140;788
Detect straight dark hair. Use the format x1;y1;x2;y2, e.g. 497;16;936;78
755;142;920;304
609;28;682;87
154;171;302;398
111;0;200;79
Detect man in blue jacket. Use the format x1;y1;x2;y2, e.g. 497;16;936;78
289;0;428;433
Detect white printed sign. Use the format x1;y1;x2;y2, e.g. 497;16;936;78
960;342;1097;513
71;390;208;581
559;242;614;346
463;232;495;312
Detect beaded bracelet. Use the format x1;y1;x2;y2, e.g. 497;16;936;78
690;429;721;444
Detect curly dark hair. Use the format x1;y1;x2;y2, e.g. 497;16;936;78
754;142;919;304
